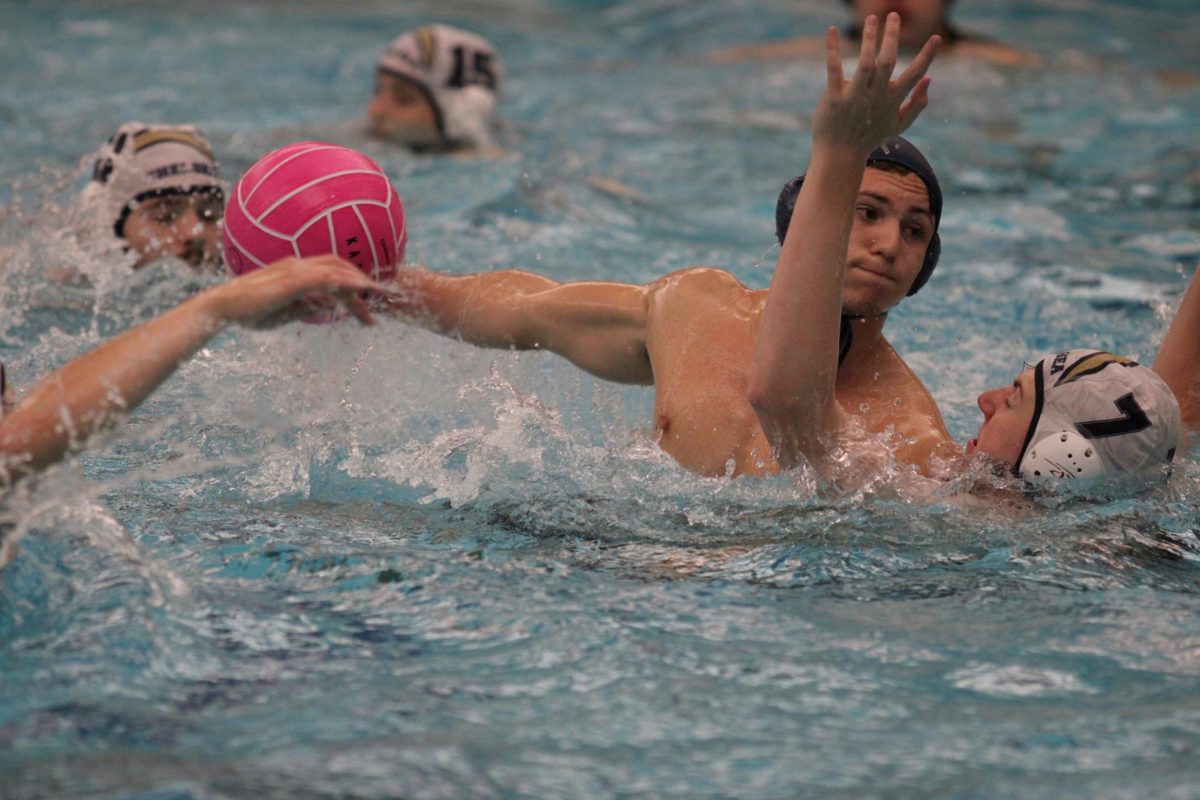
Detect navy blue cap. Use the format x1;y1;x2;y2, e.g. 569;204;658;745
774;136;942;297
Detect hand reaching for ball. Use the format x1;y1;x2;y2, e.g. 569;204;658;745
204;255;384;329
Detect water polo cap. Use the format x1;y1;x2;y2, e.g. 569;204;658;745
377;24;502;147
775;136;942;296
86;122;223;238
1015;350;1180;488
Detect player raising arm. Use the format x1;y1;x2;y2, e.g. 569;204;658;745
752;15;1185;491
750;14;939;470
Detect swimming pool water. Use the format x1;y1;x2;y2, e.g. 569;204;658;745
2;0;1200;797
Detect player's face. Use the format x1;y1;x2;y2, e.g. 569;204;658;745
841;167;935;317
966;367;1038;470
368;72;442;147
123;192;224;270
851;0;946;47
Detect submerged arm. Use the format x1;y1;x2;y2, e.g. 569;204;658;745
1153;261;1200;430
381;268;655;385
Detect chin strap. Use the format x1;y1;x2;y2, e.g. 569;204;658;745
838;316;853;367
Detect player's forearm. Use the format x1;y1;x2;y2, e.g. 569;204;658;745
749;144;865;452
382;268;558;348
1153;261;1200;429
382;269;655;383
759;145;863;367
0;293;225;480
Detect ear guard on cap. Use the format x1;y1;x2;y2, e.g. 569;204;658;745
906;233;939;296
1018;430;1104;487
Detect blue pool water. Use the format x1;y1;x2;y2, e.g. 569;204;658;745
3;0;1200;797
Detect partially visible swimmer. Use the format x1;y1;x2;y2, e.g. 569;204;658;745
0;255;381;568
709;0;1041;68
81;122;225;271
367;24;504;155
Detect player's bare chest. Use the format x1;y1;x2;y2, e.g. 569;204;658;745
835;377;914;434
647;295;761;375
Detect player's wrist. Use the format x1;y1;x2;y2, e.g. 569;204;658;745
190;282;242;330
807;138;873;175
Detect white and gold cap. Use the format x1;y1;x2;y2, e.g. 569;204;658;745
84;122;223;237
377;24;502;147
1016;350;1180;487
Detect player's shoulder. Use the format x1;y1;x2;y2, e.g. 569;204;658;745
640;269;750;328
649;266;746;296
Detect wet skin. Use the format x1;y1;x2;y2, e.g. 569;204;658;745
368;72;442;147
842;167;935;317
122;192;224;270
966;367;1038;468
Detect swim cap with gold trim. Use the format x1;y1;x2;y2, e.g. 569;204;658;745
1016;349;1180;487
85;122;223;237
376;24;502;147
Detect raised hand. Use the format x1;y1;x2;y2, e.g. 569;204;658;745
749;14;940;474
812;13;940;157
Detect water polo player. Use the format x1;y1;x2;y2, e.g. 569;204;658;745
0;255;379;492
710;0;1040;67
378;120;956;477
966;351;1179;488
751;15;1192;493
376;30;954;478
368;24;503;151
83;122;225;270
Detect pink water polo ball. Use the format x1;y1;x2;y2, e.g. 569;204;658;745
223;141;407;281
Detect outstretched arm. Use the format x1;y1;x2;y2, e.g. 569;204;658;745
0;255;379;486
1153;261;1200;431
380;268;655;385
747;14;939;470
